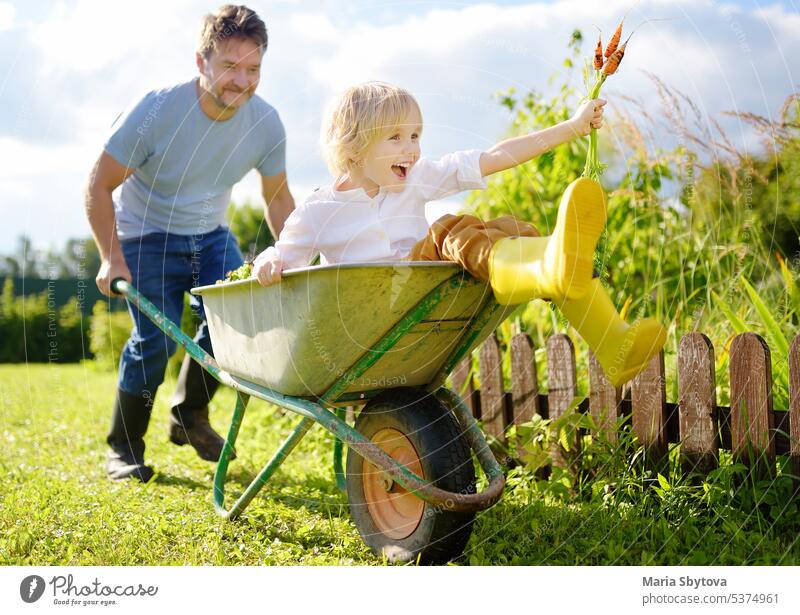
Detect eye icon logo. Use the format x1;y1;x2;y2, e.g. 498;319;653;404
20;575;46;603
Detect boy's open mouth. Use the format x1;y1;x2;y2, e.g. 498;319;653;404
391;162;411;179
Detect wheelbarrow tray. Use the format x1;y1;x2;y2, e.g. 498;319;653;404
192;262;512;398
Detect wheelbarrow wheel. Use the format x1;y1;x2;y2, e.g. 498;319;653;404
346;387;476;564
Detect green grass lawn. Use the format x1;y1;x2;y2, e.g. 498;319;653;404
2;363;799;565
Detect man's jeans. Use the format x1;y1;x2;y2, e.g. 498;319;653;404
117;226;244;398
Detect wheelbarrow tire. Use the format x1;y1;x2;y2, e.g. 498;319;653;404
346;387;476;565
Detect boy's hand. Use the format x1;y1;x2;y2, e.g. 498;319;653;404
253;251;283;287
570;99;606;137
481;98;606;175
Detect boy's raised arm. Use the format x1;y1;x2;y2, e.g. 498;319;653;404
479;98;606;177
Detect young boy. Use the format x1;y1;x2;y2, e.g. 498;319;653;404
253;82;666;386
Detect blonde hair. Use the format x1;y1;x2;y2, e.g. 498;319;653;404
322;82;422;176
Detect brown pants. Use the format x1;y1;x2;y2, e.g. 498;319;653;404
409;214;540;281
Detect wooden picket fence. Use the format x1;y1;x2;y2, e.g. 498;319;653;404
450;331;800;480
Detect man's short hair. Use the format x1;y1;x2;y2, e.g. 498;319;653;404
197;4;267;58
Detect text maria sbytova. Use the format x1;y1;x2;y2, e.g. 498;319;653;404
643;576;728;589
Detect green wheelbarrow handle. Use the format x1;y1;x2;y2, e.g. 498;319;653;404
110;277;129;295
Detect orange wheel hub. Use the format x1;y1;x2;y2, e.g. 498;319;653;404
362;428;425;539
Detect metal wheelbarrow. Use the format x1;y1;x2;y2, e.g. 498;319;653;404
111;261;512;564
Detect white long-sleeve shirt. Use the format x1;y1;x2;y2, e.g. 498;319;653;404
254;149;487;270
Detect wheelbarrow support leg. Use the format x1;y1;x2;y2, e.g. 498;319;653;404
332;407;347;492
213;392;249;518
214;392;315;520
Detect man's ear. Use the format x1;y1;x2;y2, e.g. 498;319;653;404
196;52;206;76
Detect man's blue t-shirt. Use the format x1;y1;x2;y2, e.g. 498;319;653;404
104;79;286;238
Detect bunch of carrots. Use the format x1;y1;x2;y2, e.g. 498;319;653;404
583;17;630;179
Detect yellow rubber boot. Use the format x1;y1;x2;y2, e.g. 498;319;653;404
555;278;667;388
488;177;607;305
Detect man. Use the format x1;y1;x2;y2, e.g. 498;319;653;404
85;5;294;482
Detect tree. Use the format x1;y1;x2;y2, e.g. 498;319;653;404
226;201;275;261
1;236;39;278
690;95;800;260
59;238;102;279
1;235;103;280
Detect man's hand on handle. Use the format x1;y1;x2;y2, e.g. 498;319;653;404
96;255;132;297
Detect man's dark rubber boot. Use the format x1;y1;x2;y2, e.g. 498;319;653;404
169;354;235;462
106;389;155;483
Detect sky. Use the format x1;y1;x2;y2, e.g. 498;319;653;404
0;0;798;253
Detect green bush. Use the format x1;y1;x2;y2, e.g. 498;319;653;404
88;294;201;375
0;279;89;363
88;300;132;370
227;201;274;261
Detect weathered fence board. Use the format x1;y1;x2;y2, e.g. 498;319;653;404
678;333;719;475
632;351;668;466
510;333;540;425
479;333;506;443
510;332;540;457
730;333;775;478
588;350;621;443
451;357;477;418
546;334;577;468
790;335;800;483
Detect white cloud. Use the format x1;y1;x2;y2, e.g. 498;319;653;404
303;0;717;92
0;2;14;31
3;0;799;250
0;136;93;177
288;12;339;44
307;3;553;91
0;136;99;247
29;0;196;75
297;0;799;161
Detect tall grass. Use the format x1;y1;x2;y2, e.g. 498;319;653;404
3;363;798;565
460;36;800;553
466;39;799;410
